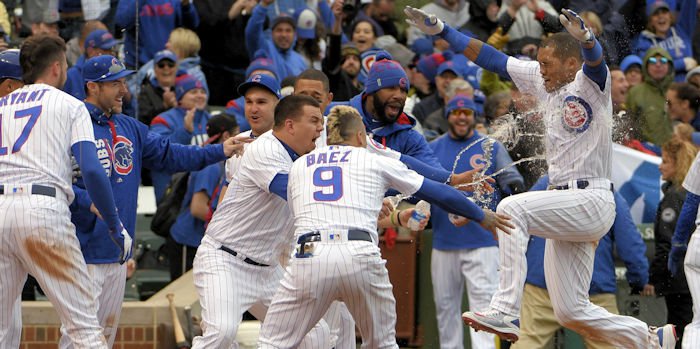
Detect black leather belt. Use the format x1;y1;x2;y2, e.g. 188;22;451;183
550;180;614;191
0;184;56;197
219;245;270;267
296;229;373;258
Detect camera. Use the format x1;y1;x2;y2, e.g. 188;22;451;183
342;0;359;15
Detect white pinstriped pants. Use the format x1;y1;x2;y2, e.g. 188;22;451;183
431;247;498;349
59;263;127;349
258;241;399;349
191;236;331;349
492;188;660;348
0;195;107;349
683;230;700;349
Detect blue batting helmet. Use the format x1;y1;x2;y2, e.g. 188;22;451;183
0;49;22;81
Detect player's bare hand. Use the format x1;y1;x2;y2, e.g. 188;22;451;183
378;198;394;221
90;203;103;220
399;208;429;231
480;209;514;239
223;136;253;157
559;8;593;43
184;108;195;133
404;6;444;36
451;168;495;193
126;258;137;279
641;284;656;297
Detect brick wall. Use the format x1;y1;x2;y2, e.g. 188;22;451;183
20;325;156;349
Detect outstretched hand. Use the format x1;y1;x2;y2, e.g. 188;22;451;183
559;8;593;43
403;6;444;36
480;209;514;240
451;168;495;193
222;135;254;157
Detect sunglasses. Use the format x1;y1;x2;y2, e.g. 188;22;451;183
648;57;669;65
157;61;176;69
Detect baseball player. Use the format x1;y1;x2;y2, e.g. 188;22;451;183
0;34;128;348
192;95;332;348
429;95;524;349
669;151;700;348
257;105;513;348
405;6;677;348
58;55;244;349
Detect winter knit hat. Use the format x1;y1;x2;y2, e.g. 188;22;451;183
175;74;205;101
245;50;279;79
444;94;477;118
364;51;410;95
417;51;453;83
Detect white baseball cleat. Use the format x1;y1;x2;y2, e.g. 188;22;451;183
650;324;677;349
462;309;520;342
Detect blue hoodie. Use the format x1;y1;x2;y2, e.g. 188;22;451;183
225;96;251;132
64;59;87;101
150;107;212;201
429;131;524;250
526;176;649;294
245;4;308;80
115;0;200;67
343;92;443;169
71;103;227;264
632;0;696;81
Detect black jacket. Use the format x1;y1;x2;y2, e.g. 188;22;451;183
650;182;690;296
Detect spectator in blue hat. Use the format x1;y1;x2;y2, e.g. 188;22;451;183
115;0;199;68
245;0;307;79
225;51;279;132
413;55;459;124
632;0;697;82
63;29;118;101
138;50;180;125
621;54;644;87
150;74;211;202
0;49;23;97
294;6;323;70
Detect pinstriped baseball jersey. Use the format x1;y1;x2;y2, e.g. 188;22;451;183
206;130;294;265
683;152;700;196
0;84;94;202
224;130;252;183
506;58;613;186
289;145;423;242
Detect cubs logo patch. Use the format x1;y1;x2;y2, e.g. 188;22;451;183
399;77;408;89
113;135;134;175
469;154;486;170
362;54;376;74
252;74;262;82
562;96;592;133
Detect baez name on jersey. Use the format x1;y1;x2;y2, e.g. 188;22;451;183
0;88;49;106
306;149;351;167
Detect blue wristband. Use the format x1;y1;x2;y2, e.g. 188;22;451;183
439;25;470;53
581;38;603;62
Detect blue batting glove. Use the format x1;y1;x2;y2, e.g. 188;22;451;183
668;243;687;277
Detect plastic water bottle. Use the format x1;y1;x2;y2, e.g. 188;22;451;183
407;200;431;231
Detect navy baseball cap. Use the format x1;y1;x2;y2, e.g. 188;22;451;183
620;55;643;72
444;94;477;118
154;50;177;64
437;60;463;78
84;29;118;50
237;73;281;99
0;49;22;81
83;55;135;82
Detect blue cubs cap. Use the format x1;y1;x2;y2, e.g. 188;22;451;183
411;37;434;57
416;51;453;83
154;49;177;64
620;55;643;72
444;94;477;118
245;50;279;79
647;0;672;16
364;51;410;95
84;29;118;50
437;60;463;78
175;74;206;101
237;73;281;99
0;49;22;81
83;55;134;82
294;7;317;40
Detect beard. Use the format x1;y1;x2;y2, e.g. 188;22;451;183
372;96;405;124
449;121;475;140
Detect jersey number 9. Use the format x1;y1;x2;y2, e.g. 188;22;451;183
313;166;343;201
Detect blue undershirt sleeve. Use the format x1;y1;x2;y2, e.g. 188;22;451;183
413;178;485;222
268;173;288;201
581;38;607;91
400;154;451;183
71;141;121;231
672;192;700;245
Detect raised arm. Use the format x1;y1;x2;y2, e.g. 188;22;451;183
404;6;511;80
558;9;607;91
